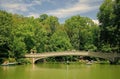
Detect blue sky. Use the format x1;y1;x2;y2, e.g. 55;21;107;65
0;0;103;23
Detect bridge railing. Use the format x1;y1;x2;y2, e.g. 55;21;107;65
25;51;120;59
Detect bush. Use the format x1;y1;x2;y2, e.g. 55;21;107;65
17;58;31;64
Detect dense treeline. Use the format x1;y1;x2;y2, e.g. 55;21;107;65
0;0;119;63
0;10;98;63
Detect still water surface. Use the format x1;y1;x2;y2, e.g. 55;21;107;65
0;64;120;79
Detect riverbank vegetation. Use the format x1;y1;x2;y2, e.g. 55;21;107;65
0;0;119;64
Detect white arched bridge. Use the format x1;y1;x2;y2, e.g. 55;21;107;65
24;51;120;64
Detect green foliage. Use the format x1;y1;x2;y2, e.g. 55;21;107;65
39;14;48;22
0;10;12;46
34;26;48;52
17;58;31;64
0;10;13;62
97;0;120;53
49;29;72;51
65;15;99;51
40;15;59;35
97;0;114;26
12;38;26;58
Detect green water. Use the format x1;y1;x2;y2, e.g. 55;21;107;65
0;64;120;79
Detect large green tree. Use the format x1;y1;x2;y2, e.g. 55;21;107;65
65;15;98;51
97;0;120;53
49;28;72;52
39;15;59;35
0;10;13;62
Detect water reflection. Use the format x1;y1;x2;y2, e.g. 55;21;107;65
1;66;9;71
66;65;69;79
0;64;120;79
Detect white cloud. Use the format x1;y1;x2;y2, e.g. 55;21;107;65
92;19;99;24
0;0;43;12
0;0;102;21
46;0;100;18
0;0;56;16
1;3;31;12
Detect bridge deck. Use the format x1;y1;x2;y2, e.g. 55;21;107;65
25;51;120;59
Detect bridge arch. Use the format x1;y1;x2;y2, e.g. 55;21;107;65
34;54;87;63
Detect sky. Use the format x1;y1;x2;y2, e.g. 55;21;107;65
0;0;104;23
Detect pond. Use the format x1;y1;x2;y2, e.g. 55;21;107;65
0;63;120;79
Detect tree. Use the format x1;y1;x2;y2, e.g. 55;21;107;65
112;0;120;53
10;15;28;59
34;24;48;53
65;15;98;51
49;28;72;51
0;10;13;62
97;0;120;53
39;15;59;35
39;14;48;22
